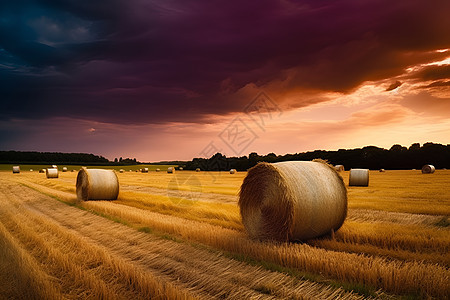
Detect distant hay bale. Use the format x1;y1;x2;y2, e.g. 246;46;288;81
196;168;201;172
62;167;68;172
179;167;183;171
334;165;345;172
39;169;45;173
135;170;139;172
239;160;347;241
129;170;132;172
29;169;33;172
46;168;59;179
142;167;148;173
119;169;124;173
421;164;435;174
71;169;75;172
156;168;160;172
12;166;20;174
76;168;119;201
379;169;385;172
230;169;236;174
51;165;57;169
167;167;175;174
349;169;369;186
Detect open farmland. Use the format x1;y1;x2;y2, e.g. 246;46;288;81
0;167;449;299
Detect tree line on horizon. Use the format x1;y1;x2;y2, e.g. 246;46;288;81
0;151;132;165
1;142;449;170
184;142;450;171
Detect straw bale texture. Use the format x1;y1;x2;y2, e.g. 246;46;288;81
349;169;369;186
239;160;347;241
46;168;59;179
421;164;435;174
76;168;119;201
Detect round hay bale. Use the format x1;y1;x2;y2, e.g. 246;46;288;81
379;169;385;172
46;168;59;179
179;167;183;171
39;169;45;173
239;161;347;241
29;169;33;172
142;167;148;173
334;165;345;172
12;166;20;174
119;169;124;173
76;168;119;201
196;168;201;172
167;167;175;174
51;165;57;169
129;170;132;172
349;169;369;186
62;167;68;172
155;168;160;172
71;169;75;172
230;169;236;174
421;164;435;174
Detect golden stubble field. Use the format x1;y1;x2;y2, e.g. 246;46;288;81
0;168;449;299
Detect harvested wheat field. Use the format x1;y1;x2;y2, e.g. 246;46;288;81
0;168;449;299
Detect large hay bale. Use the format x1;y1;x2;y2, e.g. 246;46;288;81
167;167;175;174
142;167;148;173
239;161;347;241
76;168;119;201
230;169;236;174
334;165;345;172
156;168;160;172
12;166;20;173
46;168;59;179
62;167;68;172
349;169;369;186
196;168;201;172
422;164;435;174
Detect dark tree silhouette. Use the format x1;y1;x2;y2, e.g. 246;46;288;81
184;143;450;171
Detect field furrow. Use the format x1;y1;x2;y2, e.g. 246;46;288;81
1;177;362;300
0;184;192;299
2;170;449;299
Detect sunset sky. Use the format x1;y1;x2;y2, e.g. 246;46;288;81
1;0;449;162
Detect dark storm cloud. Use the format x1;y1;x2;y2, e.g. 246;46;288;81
414;65;450;81
386;81;402;91
1;0;450;124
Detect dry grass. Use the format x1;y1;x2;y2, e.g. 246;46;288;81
1;169;449;298
0;176;361;299
0;183;191;299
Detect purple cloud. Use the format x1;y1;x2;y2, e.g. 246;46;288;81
1;0;449;127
